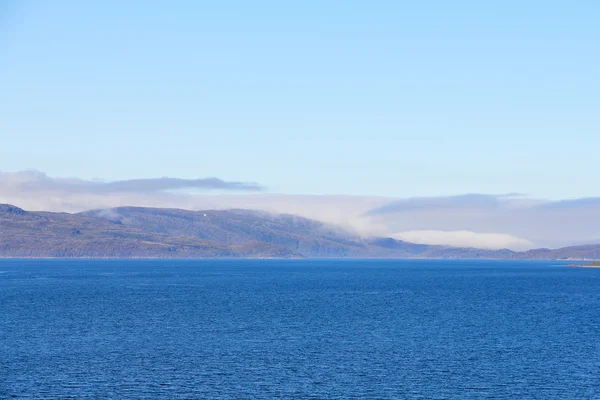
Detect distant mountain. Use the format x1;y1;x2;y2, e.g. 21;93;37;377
0;205;296;258
80;207;364;257
1;204;598;260
511;245;600;261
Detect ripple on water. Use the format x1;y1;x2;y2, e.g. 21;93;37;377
1;259;599;399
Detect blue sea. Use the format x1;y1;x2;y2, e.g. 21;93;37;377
1;259;599;399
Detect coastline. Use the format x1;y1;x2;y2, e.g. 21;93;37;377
567;261;600;268
0;256;596;262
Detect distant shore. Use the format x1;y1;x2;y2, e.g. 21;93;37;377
0;256;598;262
567;261;600;268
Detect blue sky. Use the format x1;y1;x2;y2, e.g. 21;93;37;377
1;1;599;198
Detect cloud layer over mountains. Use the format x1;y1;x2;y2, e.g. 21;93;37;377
1;170;598;251
367;194;600;250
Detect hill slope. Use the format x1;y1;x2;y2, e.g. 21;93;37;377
80;207;364;257
0;205;297;258
1;204;598;259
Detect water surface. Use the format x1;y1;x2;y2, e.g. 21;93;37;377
1;259;599;399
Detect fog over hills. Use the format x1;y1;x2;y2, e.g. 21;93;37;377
1;204;598;260
2;171;600;251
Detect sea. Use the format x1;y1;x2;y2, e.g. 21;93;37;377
1;259;599;399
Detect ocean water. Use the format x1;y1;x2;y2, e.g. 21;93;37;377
1;259;599;399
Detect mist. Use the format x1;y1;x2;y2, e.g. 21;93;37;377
1;170;599;250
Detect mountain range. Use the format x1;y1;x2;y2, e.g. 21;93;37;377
1;204;598;260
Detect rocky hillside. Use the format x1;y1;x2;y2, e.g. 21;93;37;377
0;205;296;258
1;204;598;259
80;207;364;257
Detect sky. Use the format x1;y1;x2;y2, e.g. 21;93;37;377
1;1;599;249
1;1;599;198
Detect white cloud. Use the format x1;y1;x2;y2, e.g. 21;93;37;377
367;195;600;249
0;170;391;236
392;230;534;251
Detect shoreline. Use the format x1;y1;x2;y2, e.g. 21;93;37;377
567;262;600;268
0;256;596;262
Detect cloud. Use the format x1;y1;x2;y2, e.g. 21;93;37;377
366;194;600;250
2;170;600;250
535;197;600;209
0;170;390;235
365;193;525;215
0;169;267;216
7;170;264;194
392;230;534;250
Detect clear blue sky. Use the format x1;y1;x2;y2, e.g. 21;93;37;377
1;1;598;198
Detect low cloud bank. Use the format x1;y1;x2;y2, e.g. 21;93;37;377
392;230;534;251
0;170;390;236
365;194;600;250
4;170;264;194
2;170;600;250
366;193;536;215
